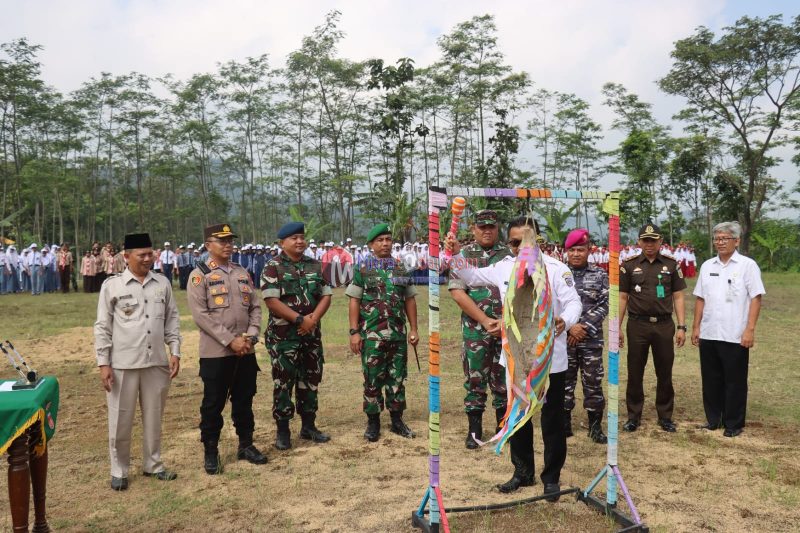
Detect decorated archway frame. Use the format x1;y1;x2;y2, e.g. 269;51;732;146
413;186;644;532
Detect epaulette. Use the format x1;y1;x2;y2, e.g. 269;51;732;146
623;252;641;262
103;273;120;284
196;261;211;274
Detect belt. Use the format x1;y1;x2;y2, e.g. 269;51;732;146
628;313;672;323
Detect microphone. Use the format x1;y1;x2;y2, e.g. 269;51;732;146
443;197;466;260
5;340;37;383
1;343;27;382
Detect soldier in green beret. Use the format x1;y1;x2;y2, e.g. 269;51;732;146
261;222;333;451
346;223;419;441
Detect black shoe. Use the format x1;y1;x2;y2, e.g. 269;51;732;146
364;413;381;442
110;476;128;491
564;410;573;438
588;411;607;444
299;413;331;443
622;419;640;432
389;412;415;438
543;482;561;502
203;441;222;475
698;421;721;430
275;420;292;450
497;473;535;493
143;470;178;481
723;428;743;438
658;418;677;433
237;444;268;464
465;411;482;450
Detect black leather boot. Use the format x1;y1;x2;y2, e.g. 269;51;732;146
203;440;222;475
300;413;331;443
275;419;292;450
497;420;535;493
564;409;573;438
588;411;608;444
364;413;381;442
389;411;415;438
237;435;268;464
465;411;483;449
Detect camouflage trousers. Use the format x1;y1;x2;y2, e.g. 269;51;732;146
565;344;606;413
361;339;407;414
268;335;324;421
462;335;507;413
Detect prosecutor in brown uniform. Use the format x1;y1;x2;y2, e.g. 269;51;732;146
619;224;687;433
187;223;267;475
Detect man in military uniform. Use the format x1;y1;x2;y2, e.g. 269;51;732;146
187;223;268;475
261;222;332;451
346;223;419;442
94;233;182;490
620;223;687;433
563;229;609;444
448;210;511;449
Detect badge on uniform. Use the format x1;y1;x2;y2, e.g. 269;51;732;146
214;296;225;305
620;266;626;274
191;275;202;287
635;285;641;293
656;285;665;298
210;274;221;281
562;271;574;287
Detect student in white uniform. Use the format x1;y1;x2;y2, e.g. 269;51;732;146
445;216;581;501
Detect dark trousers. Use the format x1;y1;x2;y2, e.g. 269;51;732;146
625;319;675;421
699;340;749;431
179;266;191;290
198;354;260;444
162;265;174;284
508;371;567;485
59;266;71;293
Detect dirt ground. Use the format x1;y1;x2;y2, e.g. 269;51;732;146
2;325;799;532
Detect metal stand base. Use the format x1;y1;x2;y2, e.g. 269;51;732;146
577;493;649;532
12;377;43;390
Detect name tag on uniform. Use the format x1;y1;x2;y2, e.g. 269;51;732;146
710;273;719;277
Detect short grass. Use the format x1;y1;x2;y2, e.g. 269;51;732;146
0;273;797;532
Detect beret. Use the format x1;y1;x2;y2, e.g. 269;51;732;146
277;222;305;239
564;228;590;249
367;223;391;243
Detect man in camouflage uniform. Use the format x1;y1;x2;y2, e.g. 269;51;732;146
448;209;511;449
346;223;419;442
261;222;333;450
563;229;609;444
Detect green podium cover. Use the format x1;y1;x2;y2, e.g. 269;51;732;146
0;376;59;456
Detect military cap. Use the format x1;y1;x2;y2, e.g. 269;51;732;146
124;233;153;249
564;228;590;249
475;209;498;227
639;223;662;240
367;223;391;243
204;223;238;240
277;222;305;239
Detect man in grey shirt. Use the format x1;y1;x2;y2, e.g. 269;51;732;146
94;232;182;491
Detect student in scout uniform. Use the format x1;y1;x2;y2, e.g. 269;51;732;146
261;222;333;451
619;223;687;433
346;223;419;442
186;223;267;475
94;232;182;490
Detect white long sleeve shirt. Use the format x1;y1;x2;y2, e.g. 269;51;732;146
450;253;582;373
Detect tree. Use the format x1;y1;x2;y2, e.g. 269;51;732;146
659;14;800;253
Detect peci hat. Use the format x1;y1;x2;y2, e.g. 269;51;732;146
124;233;153;250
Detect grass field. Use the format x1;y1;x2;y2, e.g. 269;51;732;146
0;273;798;532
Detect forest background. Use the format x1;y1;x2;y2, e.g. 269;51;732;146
2;6;800;269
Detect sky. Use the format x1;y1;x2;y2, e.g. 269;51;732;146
2;0;799;203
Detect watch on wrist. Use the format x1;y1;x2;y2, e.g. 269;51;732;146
677;325;687;331
349;328;360;336
294;315;304;326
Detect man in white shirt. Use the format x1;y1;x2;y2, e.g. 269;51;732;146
691;222;765;438
445;216;582;501
159;242;176;285
28;243;44;295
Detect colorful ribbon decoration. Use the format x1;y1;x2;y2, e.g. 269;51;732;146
476;226;556;454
